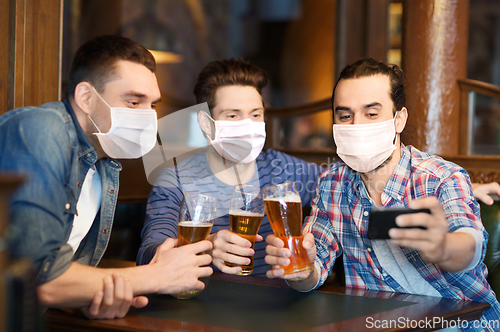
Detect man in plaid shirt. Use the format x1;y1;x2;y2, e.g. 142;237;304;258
265;58;500;329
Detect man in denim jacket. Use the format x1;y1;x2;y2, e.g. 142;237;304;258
0;35;213;319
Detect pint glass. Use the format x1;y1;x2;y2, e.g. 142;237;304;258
263;182;312;277
225;185;264;275
171;192;217;299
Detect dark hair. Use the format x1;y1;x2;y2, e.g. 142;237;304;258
67;35;156;99
193;58;269;112
331;58;407;114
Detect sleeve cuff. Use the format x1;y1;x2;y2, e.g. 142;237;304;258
36;243;74;285
453;227;484;272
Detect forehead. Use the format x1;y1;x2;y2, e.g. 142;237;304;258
334;75;392;107
103;60;160;99
213;85;263;110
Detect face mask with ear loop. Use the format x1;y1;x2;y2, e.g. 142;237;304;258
333;112;400;173
89;87;158;159
200;111;266;164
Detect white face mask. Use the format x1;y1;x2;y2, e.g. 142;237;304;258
333;116;398;173
89;88;158;159
201;112;266;164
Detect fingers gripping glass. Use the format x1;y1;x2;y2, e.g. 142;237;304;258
263;182;312;278
226;185;265;275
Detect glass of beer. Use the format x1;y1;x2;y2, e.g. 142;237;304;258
225;184;264;275
263;182;312;278
171;192;217;299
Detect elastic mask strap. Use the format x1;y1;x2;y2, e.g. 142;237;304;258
92;86;112;109
200;110;217;138
88;115;102;134
203;110;215;123
393;110;400;144
89;86;110;134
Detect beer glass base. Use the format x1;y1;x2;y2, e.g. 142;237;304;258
225;261;254;276
171;289;204;299
171;277;209;299
282;265;313;280
236;268;253;276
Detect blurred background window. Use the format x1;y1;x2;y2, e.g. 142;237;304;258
62;0;500;155
467;0;500;155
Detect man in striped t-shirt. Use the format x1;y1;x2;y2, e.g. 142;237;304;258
137;59;323;276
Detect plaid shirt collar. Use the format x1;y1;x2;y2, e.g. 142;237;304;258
353;144;411;207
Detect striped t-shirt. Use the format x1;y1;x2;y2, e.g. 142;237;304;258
137;149;323;276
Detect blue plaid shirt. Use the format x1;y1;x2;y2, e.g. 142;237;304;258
304;145;500;330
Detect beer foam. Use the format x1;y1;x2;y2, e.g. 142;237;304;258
179;221;213;227
264;193;301;203
229;209;264;217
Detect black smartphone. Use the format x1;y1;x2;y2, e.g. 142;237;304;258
487;193;500;202
367;207;431;240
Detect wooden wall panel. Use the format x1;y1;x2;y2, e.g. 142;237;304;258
0;2;63;328
366;0;390;61
0;0;10;114
335;0;389;78
0;0;62;115
335;0;365;78
402;0;469;155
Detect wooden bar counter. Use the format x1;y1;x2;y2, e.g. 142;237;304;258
44;270;490;332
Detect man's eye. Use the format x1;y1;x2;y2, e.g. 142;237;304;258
151;104;157;109
227;114;237;119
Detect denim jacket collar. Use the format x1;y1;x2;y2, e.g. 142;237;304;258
62;100;97;163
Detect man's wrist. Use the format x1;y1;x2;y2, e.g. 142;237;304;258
436;232;475;272
129;263;159;295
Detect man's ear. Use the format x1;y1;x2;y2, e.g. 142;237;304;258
395;107;408;134
198;111;214;139
73;82;93;115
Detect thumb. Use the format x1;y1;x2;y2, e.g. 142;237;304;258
302;233;316;263
161;238;178;250
302;233;315;249
132;296;149;309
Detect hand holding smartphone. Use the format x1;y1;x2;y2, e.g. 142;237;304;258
367;207;431;240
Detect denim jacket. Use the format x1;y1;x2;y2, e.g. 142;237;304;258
0;100;121;285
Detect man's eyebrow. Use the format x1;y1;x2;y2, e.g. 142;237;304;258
122;92;162;104
364;102;382;108
122;91;146;98
220;108;242;113
334;106;351;113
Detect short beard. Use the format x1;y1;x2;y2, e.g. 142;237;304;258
363;154;393;175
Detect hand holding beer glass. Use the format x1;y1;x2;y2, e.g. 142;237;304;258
172;192;217;299
263;182;312;279
225;185;264;275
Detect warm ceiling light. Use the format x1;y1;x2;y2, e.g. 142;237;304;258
120;0;182;64
148;50;183;64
